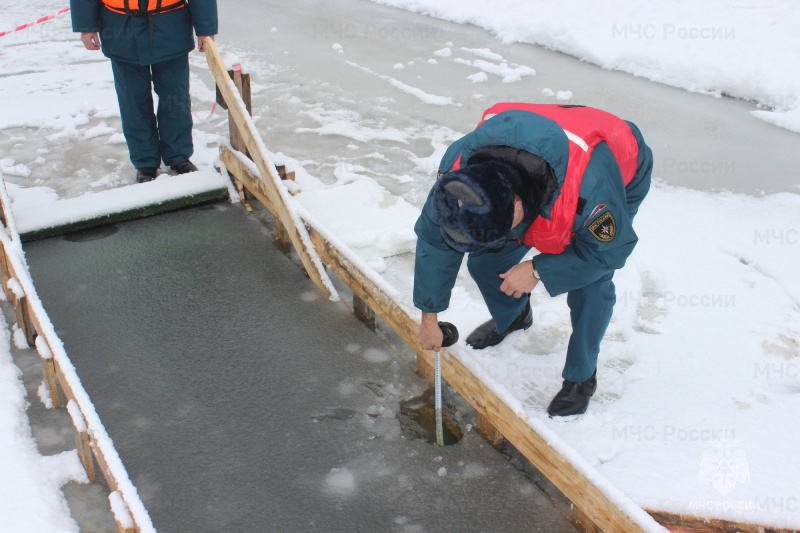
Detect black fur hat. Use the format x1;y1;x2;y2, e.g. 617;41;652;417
431;159;520;252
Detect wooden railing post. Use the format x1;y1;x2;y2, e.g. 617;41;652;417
67;400;96;482
217;66;253;210
35;336;62;408
7;277;37;346
272;165;294;247
353;294;376;330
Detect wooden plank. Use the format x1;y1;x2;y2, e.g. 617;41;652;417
646;510;799;533
18;187;229;243
574;504;605;533
109;492;137;533
204;39;335;299
272;166;295;245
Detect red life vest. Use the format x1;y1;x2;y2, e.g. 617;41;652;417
451;104;640;254
102;0;186;16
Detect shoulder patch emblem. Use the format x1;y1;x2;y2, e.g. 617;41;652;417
588;211;616;242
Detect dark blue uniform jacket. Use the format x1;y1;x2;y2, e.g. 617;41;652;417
70;0;218;66
413;110;653;312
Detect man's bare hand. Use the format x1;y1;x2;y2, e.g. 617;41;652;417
499;260;539;298
197;35;216;52
81;32;100;51
419;312;443;351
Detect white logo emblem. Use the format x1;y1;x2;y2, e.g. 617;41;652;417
698;438;750;496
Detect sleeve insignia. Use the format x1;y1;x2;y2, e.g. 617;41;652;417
588;211;616;242
583;203;607;226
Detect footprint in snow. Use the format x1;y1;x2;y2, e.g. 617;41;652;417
632;270;667;335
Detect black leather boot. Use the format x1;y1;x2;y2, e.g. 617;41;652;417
547;370;597;417
466;299;532;350
170;160;198;174
136;167;159;183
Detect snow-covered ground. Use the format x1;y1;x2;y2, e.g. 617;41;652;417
1;0;799;530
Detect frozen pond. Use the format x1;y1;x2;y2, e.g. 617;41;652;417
216;0;799;196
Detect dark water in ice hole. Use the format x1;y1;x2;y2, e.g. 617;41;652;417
397;387;464;445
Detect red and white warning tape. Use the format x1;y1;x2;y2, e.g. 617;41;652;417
191;102;219;123
0;7;71;38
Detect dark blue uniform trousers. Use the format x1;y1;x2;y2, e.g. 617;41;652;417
110;55;193;169
467;239;614;383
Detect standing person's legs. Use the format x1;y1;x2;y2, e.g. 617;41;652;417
563;272;616;382
151;55;193;167
110;59;161;169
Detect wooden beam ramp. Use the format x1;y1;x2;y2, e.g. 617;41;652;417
205;38;798;533
12;172;229;243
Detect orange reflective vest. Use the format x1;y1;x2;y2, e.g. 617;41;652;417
450;103;640;254
102;0;186;16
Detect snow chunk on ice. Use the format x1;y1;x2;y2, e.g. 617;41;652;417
453;58;535;83
433;47;451;57
556;90;573;101
393;63;405;70
37;381;53;409
467;72;488;83
437;466;447;477
460;47;504;62
1;159;32;178
106;132;127;145
363;347;390;364
326;467;356;495
84;122;116;140
752;106;800;134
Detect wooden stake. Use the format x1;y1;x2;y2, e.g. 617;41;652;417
353;294;376;330
0;250;14;302
35;337;62;408
272;166;295;245
229;69;251;159
67;400;97;482
475;411;505;450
